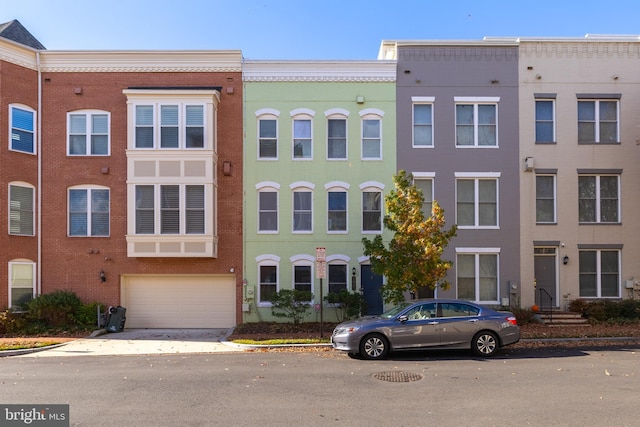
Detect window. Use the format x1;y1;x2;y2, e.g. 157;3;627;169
68;111;109;155
328;118;347;159
134;103;205;149
536;175;556;223
257;255;280;304
259;118;278;159
134;184;205;235
10;105;35;154
9;184;34;236
413;99;434;147
293;118;312;159
293;265;312;293
9;261;35;308
328;190;347;232
578;175;619;223
413;175;434;216
578;98;619;144
579;249;620;298
69;187;110;236
456;174;499;228
457;251;499;303
362;188;382;233
361;115;382;159
455;98;498;147
257;184;279;233
328;264;348;294
535;99;555;143
292;188;313;233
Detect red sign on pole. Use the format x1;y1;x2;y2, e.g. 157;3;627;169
316;247;326;262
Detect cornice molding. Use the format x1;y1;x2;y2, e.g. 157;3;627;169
38;50;243;72
243;60;396;82
0;39;37;70
519;41;640;59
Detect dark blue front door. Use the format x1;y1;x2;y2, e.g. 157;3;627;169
361;265;383;315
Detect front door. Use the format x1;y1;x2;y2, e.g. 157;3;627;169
361;265;383;315
534;248;557;308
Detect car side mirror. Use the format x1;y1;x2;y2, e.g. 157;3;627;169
398;315;408;323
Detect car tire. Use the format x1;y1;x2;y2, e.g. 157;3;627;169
359;333;389;360
347;352;363;359
471;331;498;357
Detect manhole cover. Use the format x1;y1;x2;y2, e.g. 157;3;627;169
372;371;423;382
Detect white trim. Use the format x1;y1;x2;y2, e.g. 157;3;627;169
412;96;435;102
256;254;281;263
256;181;281;190
454;96;500;102
412;172;436;178
256;108;280;117
359;181;385;190
290;108;316;117
456;247;502;253
455;172;501;178
290;181;315;190
327;254;351;263
325;181;350;190
290;254;315;263
324;108;350;117
359;108;384;117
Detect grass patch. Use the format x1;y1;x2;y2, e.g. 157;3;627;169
0;341;61;351
231;338;330;345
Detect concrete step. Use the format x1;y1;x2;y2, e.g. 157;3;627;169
537;311;590;326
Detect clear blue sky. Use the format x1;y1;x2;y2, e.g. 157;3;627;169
3;0;640;59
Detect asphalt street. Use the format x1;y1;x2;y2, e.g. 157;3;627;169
2;342;639;426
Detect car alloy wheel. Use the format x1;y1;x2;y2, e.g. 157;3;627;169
472;331;498;357
360;333;389;360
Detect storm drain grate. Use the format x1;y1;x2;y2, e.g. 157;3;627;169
372;371;423;383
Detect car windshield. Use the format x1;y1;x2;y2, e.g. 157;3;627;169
379;302;413;319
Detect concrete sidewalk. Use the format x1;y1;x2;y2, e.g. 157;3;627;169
11;328;245;357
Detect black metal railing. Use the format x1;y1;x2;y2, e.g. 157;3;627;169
538;288;554;323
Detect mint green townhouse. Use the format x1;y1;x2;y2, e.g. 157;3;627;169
242;60;397;323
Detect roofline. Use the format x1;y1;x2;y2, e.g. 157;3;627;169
243;59;396;82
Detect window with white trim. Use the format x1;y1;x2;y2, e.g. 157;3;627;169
291;109;314;159
69;187;110;236
134;103;205;149
134;184;205;235
455;98;498;147
257;184;279;233
361;110;382;159
328;117;347;159
536;175;556;224
328;264;348;294
328;190;347;233
9;183;34;236
361;183;383;233
10;104;36;154
257;256;279;304
293;264;313;294
68;110;110;155
292;184;313;233
413;174;434;216
457;251;499;303
9;261;35;308
578;174;619;224
579;249;620;298
535;98;555;143
412;98;434;147
578;98;619;144
258;118;278;159
456;174;499;228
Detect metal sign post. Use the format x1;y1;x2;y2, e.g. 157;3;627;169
316;247;326;337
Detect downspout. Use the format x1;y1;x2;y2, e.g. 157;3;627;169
36;50;42;296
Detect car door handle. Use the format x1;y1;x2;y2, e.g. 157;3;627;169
427;321;439;325
467;319;478;323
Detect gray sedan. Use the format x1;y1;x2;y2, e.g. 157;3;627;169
331;299;520;360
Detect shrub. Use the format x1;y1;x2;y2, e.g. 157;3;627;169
26;290;82;327
72;302;104;327
582;299;640;323
324;290;366;321
270;289;313;324
568;298;589;314
510;307;541;325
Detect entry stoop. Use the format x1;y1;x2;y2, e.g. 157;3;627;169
539;311;590;327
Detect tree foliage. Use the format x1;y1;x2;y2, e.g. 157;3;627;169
362;170;457;304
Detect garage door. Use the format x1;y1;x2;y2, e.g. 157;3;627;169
121;275;236;328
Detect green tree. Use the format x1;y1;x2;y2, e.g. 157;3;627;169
362;170;457;304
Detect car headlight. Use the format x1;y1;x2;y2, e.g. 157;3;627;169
336;326;361;335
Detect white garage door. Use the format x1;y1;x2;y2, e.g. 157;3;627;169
121;275;236;328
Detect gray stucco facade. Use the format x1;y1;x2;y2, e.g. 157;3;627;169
392;42;521;305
